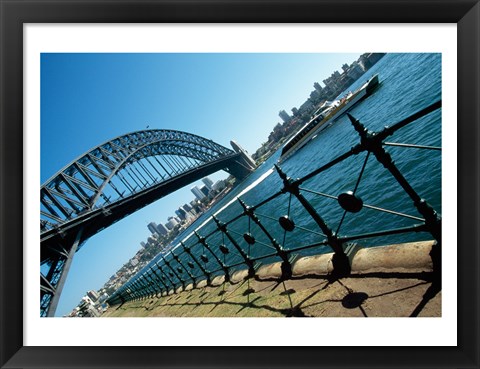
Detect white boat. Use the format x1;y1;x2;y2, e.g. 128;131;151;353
279;74;379;163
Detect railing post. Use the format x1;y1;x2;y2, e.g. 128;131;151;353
212;215;256;278
150;267;169;292
146;269;165;295
274;164;351;278
194;231;230;282
154;262;176;292
135;279;148;299
171;250;197;284
180;241;212;286
143;272;159;296
347;113;442;278
162;257;186;290
238;198;292;279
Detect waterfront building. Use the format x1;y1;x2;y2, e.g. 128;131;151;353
298;99;314;114
77;297;101;317
175;207;187;221
202;177;214;190
167;216;179;227
86;290;99;302
166;219;177;230
147;222;158;235
279;109;291;123
212;180;226;192
358;53;386;71
140;241;146;248
200;185;209;197
156;223;169;236
310;90;321;101
191;185;206;201
346;61;365;80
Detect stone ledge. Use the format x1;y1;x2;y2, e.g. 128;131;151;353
155;241;436;293
195;279;208;288
230;269;249;284
238;241;435;281
211;275;225;286
351;241;434;272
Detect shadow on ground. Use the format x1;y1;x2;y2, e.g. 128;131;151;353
102;270;441;318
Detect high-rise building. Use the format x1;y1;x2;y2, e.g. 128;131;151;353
147;222;158;235
212;180;226;192
140;241;146;248
86;290;99;303
191;185;205;200
156;223;169;236
175;207;187;221
166;216;179;230
310;90;321;100
200;185;209;197
202;177;214;190
346;61;365;81
279;109;291;123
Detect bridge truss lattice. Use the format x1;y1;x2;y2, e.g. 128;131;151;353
40;129;249;317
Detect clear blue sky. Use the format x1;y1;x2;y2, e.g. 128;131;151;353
40;52;360;316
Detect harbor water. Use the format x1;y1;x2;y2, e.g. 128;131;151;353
138;53;441;282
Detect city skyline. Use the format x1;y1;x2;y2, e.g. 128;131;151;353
41;52;362;316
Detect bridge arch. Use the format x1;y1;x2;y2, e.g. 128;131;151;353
40;129;255;316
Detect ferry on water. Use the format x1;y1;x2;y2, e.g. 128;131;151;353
279;74;379;162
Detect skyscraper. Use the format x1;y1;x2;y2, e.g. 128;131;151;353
279;109;291;123
200;185;209;197
147;222;158;235
156;223;169;236
202;177;214;190
313;82;323;93
191;185;205;200
166;216;179;230
175;207;187;221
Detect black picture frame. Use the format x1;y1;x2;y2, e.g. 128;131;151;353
1;1;478;368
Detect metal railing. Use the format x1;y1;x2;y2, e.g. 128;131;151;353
107;100;442;305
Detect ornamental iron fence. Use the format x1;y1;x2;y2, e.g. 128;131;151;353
107;100;442;305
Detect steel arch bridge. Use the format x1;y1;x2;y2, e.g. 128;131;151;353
40;129;254;317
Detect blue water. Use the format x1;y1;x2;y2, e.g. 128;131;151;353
132;53;441;286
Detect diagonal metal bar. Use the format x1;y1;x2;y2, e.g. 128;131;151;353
46;228;84;317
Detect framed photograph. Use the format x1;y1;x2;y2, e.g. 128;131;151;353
1;0;479;368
